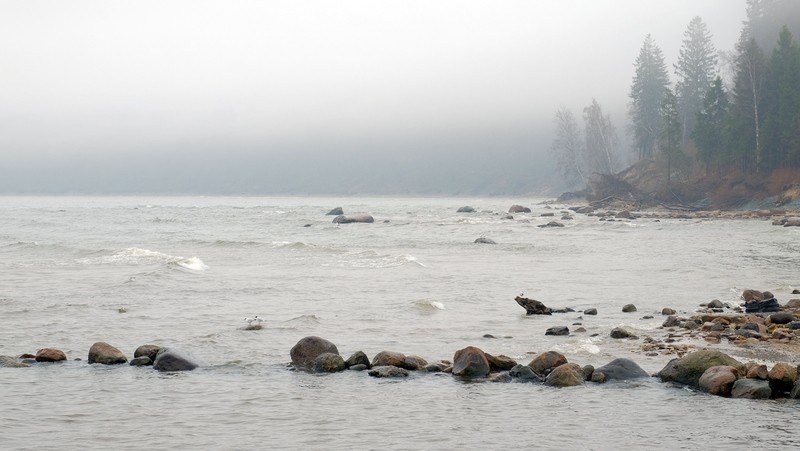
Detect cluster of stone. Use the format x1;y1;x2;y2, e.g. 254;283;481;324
0;342;204;372
287;335;649;386
566;202;800;225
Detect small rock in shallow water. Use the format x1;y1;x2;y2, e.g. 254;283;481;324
545;326;570;336
622;304;637;313
584;308;597;315
662;307;676;315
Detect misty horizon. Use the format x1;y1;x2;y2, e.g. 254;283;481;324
1;1;747;195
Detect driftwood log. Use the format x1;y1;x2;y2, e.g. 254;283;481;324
515;296;552;315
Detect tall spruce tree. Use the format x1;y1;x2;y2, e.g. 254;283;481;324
674;17;718;143
692;77;729;173
629;34;670;159
659;88;682;185
761;26;800;168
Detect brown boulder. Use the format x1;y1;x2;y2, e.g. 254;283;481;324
88;342;127;365
508;204;531;213
133;344;160;362
485;353;517;371
290;336;339;369
371;351;407;368
35;348;67;363
768;362;797;394
746;364;768;380
544;363;585;387
452;346;491;378
527;351;568;377
698;366;740;397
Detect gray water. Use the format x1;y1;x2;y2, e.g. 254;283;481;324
1;196;798;450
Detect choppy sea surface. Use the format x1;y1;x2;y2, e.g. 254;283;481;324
1;196;798;450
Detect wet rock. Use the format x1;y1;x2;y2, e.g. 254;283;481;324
584;308;598;315
582;365;594;381
544;363;585;387
746;364;768;380
489;372;513;383
0;355;30;368
742;289;767;302
508;204;531;213
133;344;160;363
485;353;517;371
731;379;771;399
290;336;339;370
610;327;632;339
735;329;762;339
311;353;346;373
527;351;567;377
35;348;67;363
785;299;800;309
368;366;409;378
537;221;564;228
153;348;205;372
88;342;127;365
545;326;570;336
592;358;649;382
768;312;794;325
452;346;490;378
622;304;637;313
662;315;680;327
662;308;676;315
457;206;475;213
474;237;497;244
332;214;374;224
768;362;797;394
345;351;370;369
348;364;368;371
371;351;407;368
698;366;739;397
658;350;746;388
706;299;723;309
509;364;543;382
403;355;428;371
326;207;344;216
129;356;152;366
787;321;800;330
515;296;552;315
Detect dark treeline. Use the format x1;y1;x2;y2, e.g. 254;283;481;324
554;0;800;190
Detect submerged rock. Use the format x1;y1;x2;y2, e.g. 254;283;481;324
508;205;531;213
290;336;339;370
311;353;346;373
153;348;205;372
88;342;127;365
457;206;475;213
35;348;67;363
368;366;409;378
545;326;570;336
332;214;374;224
452;346;490;378
544;363;585;387
474;237;497;244
622;304;637;313
326;207;344;216
592;358;649;382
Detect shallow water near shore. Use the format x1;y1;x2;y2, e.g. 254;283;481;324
1;196;798;450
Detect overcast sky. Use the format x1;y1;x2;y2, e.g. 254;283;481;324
0;1;746;194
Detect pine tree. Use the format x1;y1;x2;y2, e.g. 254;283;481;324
629;34;670;159
674;17;718;143
659;88;682;186
692;77;729;173
761;26;800;168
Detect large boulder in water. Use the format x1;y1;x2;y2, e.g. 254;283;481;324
35;348;67;363
290;336;339;369
332;214;374;224
457;206;475;213
134;344;161;363
153;348;205;372
657;350;745;388
544;363;585;387
731;379;772;399
452;346;490;378
508;204;531;213
88;342;127;365
591;358;649;382
326;207;344;216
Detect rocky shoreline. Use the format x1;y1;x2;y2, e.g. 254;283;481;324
3;287;799;401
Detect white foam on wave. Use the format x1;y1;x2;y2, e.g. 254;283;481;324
100;247;209;271
412;299;445;311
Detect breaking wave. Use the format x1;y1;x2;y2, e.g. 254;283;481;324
90;247;209;271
